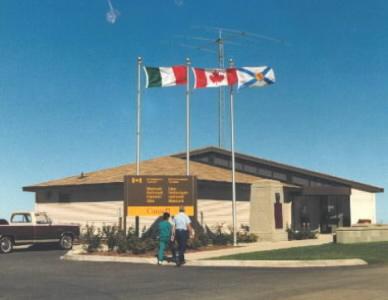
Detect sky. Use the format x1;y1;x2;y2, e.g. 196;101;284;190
0;0;387;222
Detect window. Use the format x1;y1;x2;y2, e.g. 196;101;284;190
292;176;309;186
197;156;209;163
214;157;229;167
45;191;52;200
258;168;272;177
11;214;32;224
59;193;71;203
310;180;323;187
273;172;287;181
244;164;257;174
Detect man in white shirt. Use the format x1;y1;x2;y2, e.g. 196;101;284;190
172;206;193;266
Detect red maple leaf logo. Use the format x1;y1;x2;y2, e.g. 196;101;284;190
209;71;225;83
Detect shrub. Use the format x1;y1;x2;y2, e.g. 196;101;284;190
81;225;102;253
131;240;147;255
197;231;210;247
209;225;233;245
116;231;129;253
143;238;158;252
287;228;318;240
187;237;204;249
237;232;258;243
102;225;120;252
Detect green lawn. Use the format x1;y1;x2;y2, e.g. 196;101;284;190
213;242;388;264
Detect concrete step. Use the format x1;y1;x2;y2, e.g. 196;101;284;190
271;231;288;241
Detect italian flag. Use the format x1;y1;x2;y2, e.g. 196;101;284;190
143;66;187;88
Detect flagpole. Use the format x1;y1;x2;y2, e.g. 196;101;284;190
229;58;237;247
136;57;142;176
186;58;191;176
135;56;142;237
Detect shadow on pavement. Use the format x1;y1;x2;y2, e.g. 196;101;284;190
13;244;63;252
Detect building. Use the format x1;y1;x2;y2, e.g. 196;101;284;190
23;147;384;241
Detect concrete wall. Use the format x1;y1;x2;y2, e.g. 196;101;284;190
336;225;388;244
350;189;376;224
249;180;289;241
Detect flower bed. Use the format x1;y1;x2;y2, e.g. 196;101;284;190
80;224;256;256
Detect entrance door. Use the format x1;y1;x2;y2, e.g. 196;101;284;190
320;196;351;233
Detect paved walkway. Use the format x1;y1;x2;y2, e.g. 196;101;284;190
186;234;333;260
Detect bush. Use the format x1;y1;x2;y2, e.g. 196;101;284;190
187;236;204;249
131;240;147;254
120;227;158;254
287;228;318;240
207;225;233;245
81;225;102;253
116;231;129;253
197;231;210;247
143;238;158;252
102;225;120;251
237;232;258;243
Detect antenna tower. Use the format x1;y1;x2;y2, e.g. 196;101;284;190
178;26;285;149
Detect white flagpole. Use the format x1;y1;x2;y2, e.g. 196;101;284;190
135;56;142;237
229;58;237;246
186;58;191;176
136;57;142;176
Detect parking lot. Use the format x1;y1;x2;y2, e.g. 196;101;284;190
1;247;388;300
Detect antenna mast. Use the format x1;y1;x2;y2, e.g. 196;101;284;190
217;29;225;148
178;26;285;149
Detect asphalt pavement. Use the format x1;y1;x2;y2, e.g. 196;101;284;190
1;246;388;300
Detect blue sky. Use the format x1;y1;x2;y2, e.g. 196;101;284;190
0;0;387;222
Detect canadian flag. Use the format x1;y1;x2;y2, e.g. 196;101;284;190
192;68;237;88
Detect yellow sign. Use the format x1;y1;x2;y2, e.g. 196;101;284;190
128;206;194;217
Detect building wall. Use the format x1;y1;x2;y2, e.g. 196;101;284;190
197;200;250;230
350;188;376;224
35;199;250;230
35;201;122;227
34;181;251;230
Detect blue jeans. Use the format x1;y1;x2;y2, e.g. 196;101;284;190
175;230;188;263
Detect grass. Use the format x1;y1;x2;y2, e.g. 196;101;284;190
213;242;388;264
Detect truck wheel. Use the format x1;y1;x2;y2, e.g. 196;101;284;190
59;235;73;250
0;236;13;254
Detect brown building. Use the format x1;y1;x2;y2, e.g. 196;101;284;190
23;147;383;241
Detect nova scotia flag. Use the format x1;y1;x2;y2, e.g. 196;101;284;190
236;67;275;89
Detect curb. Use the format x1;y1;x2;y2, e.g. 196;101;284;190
61;251;368;268
185;259;367;268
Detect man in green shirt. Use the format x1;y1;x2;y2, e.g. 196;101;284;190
158;212;172;265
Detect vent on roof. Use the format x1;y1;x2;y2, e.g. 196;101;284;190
78;172;86;179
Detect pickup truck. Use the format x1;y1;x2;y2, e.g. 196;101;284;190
0;212;80;254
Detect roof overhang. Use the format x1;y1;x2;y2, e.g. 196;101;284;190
173;147;384;194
